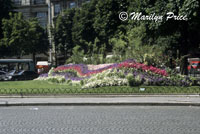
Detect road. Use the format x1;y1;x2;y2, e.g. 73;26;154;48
0;106;200;134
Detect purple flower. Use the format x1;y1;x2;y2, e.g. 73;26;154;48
39;73;48;77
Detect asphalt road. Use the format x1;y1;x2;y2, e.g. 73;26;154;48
0;106;200;134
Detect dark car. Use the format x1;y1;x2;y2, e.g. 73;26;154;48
11;70;39;81
0;71;7;81
3;70;17;81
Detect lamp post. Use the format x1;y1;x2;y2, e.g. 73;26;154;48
64;43;67;61
48;0;52;64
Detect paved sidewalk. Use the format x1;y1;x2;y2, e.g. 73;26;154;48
0;95;200;106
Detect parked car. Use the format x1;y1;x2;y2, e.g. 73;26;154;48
3;70;17;81
10;70;39;81
0;70;7;81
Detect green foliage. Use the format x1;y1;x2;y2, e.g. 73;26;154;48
0;81;200;95
72;0;97;53
126;73;134;87
54;0;129;64
0;0;13;38
80;80;84;86
117;69;126;78
131;0;199;73
0;13;48;59
93;0;128;52
50;0;200;72
26;18;49;60
46;76;66;84
131;45;169;67
1;13;27;57
48;67;55;76
190;77;198;85
109;34;128;59
66;79;72;84
70;46;85;64
126;73;142;87
85;37;104;64
53;8;75;59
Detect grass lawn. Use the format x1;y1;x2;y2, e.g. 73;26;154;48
0;80;76;89
0;80;199;95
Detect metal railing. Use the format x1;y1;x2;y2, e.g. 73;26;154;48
0;86;199;96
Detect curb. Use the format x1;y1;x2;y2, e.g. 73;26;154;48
1;102;200;107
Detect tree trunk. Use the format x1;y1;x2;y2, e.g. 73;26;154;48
179;22;189;75
180;56;189;75
180;50;190;75
32;52;36;66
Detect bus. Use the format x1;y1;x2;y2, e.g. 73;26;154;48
0;59;35;72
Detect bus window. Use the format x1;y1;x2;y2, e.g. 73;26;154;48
0;59;35;72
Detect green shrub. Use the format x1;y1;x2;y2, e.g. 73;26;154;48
46;76;66;84
126;73;135;86
126;73;142;87
48;67;55;76
80;80;84;86
135;75;143;85
190;77;198;86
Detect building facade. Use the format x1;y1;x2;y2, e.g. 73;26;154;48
50;0;90;17
12;0;48;27
12;0;90;65
12;0;90;27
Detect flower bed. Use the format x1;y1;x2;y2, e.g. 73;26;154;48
36;59;199;88
52;59;168;77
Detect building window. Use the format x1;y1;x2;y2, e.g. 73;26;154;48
12;0;21;5
69;2;76;8
84;0;90;3
34;0;46;4
36;12;47;27
21;0;30;5
54;4;61;16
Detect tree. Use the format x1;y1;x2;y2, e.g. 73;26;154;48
0;0;13;56
0;13;49;63
50;0;200;69
72;0;98;54
54;0;129;62
93;0;129;53
127;0;200;74
54;8;76;59
1;13;28;57
0;0;13;38
26;18;49;63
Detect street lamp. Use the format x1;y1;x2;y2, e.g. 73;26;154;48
64;43;67;60
48;0;52;64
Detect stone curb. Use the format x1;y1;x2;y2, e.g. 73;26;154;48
0;95;199;107
1;102;200;107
